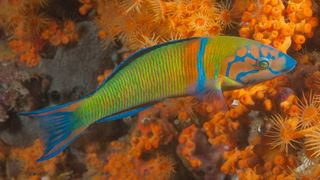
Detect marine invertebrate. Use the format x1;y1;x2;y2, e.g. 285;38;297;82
275;87;297;114
0;0;48;66
41;20;78;46
0;0;80;66
265;114;302;153
92;0;233;50
142;154;176;180
304;127;320;158
84;143;104;177
226;76;291;116
239;0;291;51
177;124;224;179
215;0;237;29
104;150;175;180
177;125;202;169
130;107;176;157
286;0;319;51
9;139;65;177
221;145;261;174
240;0;318;52
203;112;240;147
296;92;320;128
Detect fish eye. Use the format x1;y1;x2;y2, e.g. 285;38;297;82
258;58;270;69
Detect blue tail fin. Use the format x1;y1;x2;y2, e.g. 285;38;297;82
20;100;87;162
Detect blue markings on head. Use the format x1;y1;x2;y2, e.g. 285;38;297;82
235;69;259;83
226;58;244;77
196;38;208;92
225;42;297;86
268;68;281;75
225;46;259;77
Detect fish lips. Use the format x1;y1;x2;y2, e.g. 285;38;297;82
284;56;297;73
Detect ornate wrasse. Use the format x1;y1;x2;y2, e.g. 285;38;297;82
20;36;297;161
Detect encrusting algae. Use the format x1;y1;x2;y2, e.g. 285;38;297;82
1;0;320;179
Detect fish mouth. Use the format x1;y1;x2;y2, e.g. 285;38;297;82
284;57;297;73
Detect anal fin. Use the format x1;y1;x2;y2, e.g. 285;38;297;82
96;105;151;123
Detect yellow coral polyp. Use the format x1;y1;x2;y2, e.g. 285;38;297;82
266;115;302;153
305;127;320;158
93;0;228;50
297;92;320;128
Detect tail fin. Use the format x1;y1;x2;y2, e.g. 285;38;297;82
20;100;87;162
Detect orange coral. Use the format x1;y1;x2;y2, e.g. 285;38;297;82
222;143;298;179
240;0;318;52
203;112;240;147
41;20;78;46
9;139;65;177
90;0;234;50
287;0;318;51
178;124;202;168
240;0;291;51
221;145;260;174
85;143;104;176
225;76;290;115
130;107;176;157
104;150;175;180
0;0;79;66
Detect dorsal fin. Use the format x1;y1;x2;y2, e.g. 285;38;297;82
91;37;201;95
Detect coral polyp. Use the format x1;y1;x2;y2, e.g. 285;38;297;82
305;127;320;158
216;0;237;29
240;0;318;52
266;115;301;153
297;92;320;128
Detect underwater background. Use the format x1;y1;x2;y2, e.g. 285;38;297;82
0;0;320;179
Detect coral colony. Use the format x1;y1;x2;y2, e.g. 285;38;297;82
1;0;320;179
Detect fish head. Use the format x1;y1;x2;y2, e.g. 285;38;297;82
223;42;297;86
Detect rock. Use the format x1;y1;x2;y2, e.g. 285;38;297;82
32;21;114;102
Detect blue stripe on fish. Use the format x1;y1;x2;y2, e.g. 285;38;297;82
196;38;208;92
225;45;259;77
268;68;281;75
236;69;260;83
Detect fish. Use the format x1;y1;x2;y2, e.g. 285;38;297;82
20;36;297;161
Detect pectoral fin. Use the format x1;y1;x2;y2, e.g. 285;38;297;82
196;78;228;112
221;76;245;91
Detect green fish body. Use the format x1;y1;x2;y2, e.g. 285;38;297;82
20;36;297;161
